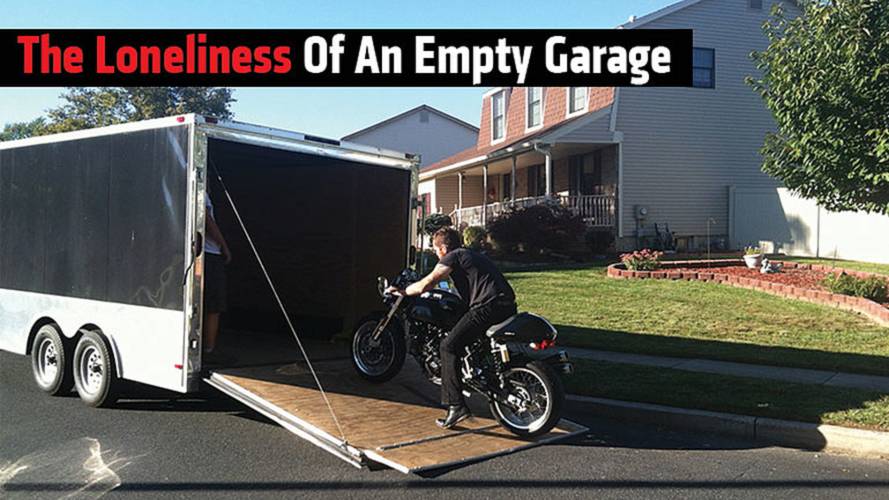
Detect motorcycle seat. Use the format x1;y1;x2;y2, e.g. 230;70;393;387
486;314;522;339
486;312;558;342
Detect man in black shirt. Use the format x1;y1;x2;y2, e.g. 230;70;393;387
393;227;517;429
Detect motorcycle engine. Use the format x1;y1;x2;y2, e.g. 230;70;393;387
414;323;448;385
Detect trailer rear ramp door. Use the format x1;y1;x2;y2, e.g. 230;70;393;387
206;360;585;473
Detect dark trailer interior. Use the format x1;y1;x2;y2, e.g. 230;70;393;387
205;138;412;362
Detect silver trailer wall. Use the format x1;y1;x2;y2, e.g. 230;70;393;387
0;125;191;392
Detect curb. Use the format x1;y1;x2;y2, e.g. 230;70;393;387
567;395;889;461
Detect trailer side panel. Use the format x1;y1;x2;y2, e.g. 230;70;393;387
0;126;191;392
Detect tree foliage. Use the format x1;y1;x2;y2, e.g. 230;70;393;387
1;87;235;141
0;117;48;141
749;0;889;213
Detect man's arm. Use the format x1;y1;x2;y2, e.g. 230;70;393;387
205;215;232;264
404;264;452;296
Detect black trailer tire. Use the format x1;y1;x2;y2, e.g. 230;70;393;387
72;331;119;408
30;324;74;396
350;316;406;383
490;361;565;438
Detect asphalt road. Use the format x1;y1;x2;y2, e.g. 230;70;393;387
3;350;889;499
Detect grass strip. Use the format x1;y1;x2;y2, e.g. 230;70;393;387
566;359;889;431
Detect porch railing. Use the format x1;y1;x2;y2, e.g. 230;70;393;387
450;194;616;228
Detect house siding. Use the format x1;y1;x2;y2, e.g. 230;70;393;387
347;108;477;166
477;87;614;149
436;175;460;214
431;174;487;216
615;0;801;247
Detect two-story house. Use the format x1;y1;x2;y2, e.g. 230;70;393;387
419;0;801;251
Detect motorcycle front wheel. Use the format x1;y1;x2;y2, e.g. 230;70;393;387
350;317;406;383
490;361;564;438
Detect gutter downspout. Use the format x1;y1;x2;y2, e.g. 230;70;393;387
609;88;624;240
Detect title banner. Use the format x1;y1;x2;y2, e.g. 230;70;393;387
1;29;693;87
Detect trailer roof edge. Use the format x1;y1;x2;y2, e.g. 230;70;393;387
0;115;419;169
0;115;199;151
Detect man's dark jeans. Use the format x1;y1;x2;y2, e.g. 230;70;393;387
440;298;517;406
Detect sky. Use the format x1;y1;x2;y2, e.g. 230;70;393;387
1;0;677;138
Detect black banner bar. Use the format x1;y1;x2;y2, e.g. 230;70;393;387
0;29;693;87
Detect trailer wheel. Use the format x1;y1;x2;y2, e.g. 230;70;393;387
30;324;74;396
72;331;119;408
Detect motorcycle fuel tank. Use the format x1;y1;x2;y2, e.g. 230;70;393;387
408;289;467;328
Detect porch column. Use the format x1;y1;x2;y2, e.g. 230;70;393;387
482;164;489;226
534;143;554;197
510;155;517;204
457;171;464;226
544;149;553;197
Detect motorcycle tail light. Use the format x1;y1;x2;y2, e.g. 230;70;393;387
530;339;555;351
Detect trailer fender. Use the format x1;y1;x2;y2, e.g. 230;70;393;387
25;317;61;355
75;325;124;379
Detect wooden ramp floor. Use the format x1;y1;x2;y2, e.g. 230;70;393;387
207;359;586;473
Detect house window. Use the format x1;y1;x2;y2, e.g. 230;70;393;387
526;87;543;129
491;90;506;142
502;173;512;201
749;0;762;9
567;87;586;115
693;48;715;88
569;152;604;195
528;165;545;197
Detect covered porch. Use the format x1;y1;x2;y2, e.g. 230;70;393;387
425;142;619;229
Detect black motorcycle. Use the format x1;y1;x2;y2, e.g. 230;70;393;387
350;269;572;437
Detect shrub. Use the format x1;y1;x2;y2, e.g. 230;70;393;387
463;226;487;250
822;273;888;302
422;213;452;235
584;229;615;255
620;249;663;271
418;248;439;271
486;202;586;256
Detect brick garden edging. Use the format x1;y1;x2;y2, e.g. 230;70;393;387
606;259;889;327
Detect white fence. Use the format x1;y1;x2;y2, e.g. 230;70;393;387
730;187;889;264
451;195;616;228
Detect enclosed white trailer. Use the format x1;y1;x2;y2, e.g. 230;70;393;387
0;114;418;398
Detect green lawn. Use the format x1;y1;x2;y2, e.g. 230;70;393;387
781;256;889;276
566;359;889;431
504;263;889;376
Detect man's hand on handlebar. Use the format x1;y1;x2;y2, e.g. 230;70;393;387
385;286;405;296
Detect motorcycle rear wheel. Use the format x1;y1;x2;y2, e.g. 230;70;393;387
490;361;564;438
350;317;406;383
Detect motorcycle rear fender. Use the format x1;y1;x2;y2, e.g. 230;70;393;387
506;347;574;376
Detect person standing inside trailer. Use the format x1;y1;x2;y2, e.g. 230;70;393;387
203;190;232;365
390;227;517;428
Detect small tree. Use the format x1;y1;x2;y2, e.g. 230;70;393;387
2;86;236;140
748;0;889;214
